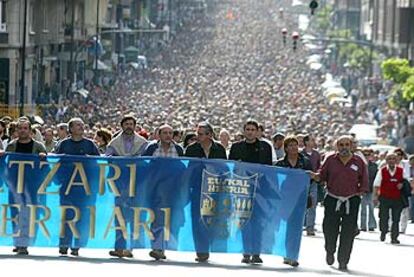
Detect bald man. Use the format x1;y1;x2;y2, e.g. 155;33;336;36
311;135;368;271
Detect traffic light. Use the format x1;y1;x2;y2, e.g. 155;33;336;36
281;28;288;46
309;0;318;15
292;32;300;51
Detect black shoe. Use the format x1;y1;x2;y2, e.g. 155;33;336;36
306;230;316;236
59;247;68;255
369;228;375;231
283;258;299;267
149;249;166;260
360;228;367;232
391;239;400;244
251;255;263;264
380;233;386;242
354;229;360;237
70;248;79;256
326;253;334;265
16;247;28;255
241;254;251;264
338;263;348;271
12;247;18;253
195;253;209;262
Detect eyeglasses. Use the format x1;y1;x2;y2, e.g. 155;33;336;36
197;132;208;136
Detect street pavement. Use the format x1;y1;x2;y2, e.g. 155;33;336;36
1;207;413;277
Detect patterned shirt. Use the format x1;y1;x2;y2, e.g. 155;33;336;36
153;142;179;158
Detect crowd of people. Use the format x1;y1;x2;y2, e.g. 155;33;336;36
0;0;413;272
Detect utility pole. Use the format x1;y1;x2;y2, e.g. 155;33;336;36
95;0;100;84
19;0;28;116
69;0;75;98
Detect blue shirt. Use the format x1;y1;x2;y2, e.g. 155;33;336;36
55;137;100;156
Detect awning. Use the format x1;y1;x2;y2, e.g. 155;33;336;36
76;88;89;98
93;59;111;71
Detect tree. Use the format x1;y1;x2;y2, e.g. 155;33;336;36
381;58;413;84
314;5;333;34
402;75;414;102
381;58;414;107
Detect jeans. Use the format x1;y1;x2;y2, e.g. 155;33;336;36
305;182;318;231
360;193;377;230
408;196;414;221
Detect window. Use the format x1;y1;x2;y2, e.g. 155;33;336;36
42;0;48;32
0;0;6;32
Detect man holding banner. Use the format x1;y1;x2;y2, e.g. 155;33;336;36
229;119;272;264
105;115;147;258
142;124;184;260
185;122;227;263
1;118;47;255
312;135;368;271
55;117;100;256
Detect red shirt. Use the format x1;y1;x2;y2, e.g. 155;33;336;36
379;166;403;200
319;153;369;197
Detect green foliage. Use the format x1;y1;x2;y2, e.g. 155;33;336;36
338;42;377;71
402;75;414;102
381;58;413;84
381;58;414;106
315;5;333;34
328;29;352;39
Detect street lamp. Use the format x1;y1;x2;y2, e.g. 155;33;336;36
282;28;288;46
292;31;300;51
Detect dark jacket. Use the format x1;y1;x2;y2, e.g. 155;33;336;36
142;141;184;156
275;152;312;171
367;161;378;193
6;139;47;154
184;140;227;159
229;139;272;165
276;153;313;208
401;179;412;208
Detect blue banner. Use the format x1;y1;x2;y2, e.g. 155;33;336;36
0;153;309;260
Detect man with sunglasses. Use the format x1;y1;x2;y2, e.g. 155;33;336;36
310;135;368;271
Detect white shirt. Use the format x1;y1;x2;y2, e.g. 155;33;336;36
373;165;408;188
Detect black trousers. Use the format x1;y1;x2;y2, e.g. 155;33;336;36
379;196;403;240
323;195;361;265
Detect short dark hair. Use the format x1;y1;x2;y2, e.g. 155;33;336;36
243;120;259;130
303;134;311;146
120;115;137;126
258;124;265;132
198;122;214;135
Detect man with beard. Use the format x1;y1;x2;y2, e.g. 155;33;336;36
311;135;368;271
105;115;148;258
